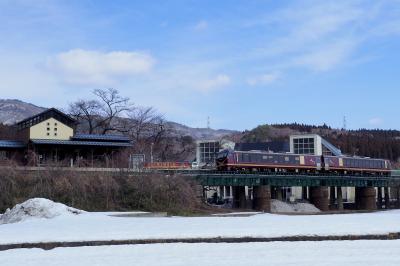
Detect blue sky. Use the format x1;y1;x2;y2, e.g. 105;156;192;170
1;0;400;130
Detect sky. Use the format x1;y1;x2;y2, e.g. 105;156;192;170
0;0;400;131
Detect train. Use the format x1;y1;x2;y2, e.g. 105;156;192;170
144;161;191;170
216;149;392;176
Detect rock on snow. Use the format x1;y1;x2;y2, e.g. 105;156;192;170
0;198;84;224
271;199;321;213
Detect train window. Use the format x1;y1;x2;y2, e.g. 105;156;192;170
262;155;268;160
295;157;299;161
285;156;289;162
252;154;258;162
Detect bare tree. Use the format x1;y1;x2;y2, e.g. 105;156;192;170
93;88;132;134
69;88;133;134
69;100;100;134
120;106;167;155
126;107;163;141
68;88;195;161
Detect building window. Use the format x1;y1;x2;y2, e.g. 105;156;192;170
198;141;220;164
47;127;50;131
47;132;50;136
47;122;50;126
54;133;57;136
55;122;58;126
294;137;315;155
54;128;57;131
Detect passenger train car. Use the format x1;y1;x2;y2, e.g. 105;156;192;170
216;150;391;176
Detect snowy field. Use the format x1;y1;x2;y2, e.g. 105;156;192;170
2;241;400;266
1;209;400;244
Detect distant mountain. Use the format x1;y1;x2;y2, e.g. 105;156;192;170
0;99;237;140
0;99;45;125
166;121;238;140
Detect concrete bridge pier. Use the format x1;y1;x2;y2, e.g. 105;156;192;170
329;186;336;210
232;186;247;209
396;187;400;208
302;186;308;200
356;187;377;210
310;186;329;211
328;187;343;211
276;187;283;201
270;186;283;200
253;185;271;212
337;187;344;211
384;187;390;209
377;187;383;209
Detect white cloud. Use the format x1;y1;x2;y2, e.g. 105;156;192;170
247;72;281;86
194;20;208;30
47;49;155;86
369;117;383;126
197;74;230;92
292;40;356;71
245;1;400;73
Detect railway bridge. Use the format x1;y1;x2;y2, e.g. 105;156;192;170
159;170;400;212
3;166;400;213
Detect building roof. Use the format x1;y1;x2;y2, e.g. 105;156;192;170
72;134;130;142
0;140;26;149
30;139;133;147
234;141;290;153
16;108;76;130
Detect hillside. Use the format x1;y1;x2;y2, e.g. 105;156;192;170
166;121;237;140
0;99;236;140
0;99;45;125
241;123;400;163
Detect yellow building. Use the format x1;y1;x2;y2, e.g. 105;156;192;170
0;108;133;167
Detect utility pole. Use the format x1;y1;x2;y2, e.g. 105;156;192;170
150;142;154;163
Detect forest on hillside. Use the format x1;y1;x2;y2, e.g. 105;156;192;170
241;123;400;163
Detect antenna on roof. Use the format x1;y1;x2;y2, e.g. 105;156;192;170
207;116;210;129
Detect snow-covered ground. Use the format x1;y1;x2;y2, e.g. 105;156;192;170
2;241;400;266
1;208;400;244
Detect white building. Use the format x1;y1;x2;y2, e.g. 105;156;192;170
290;134;342;156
